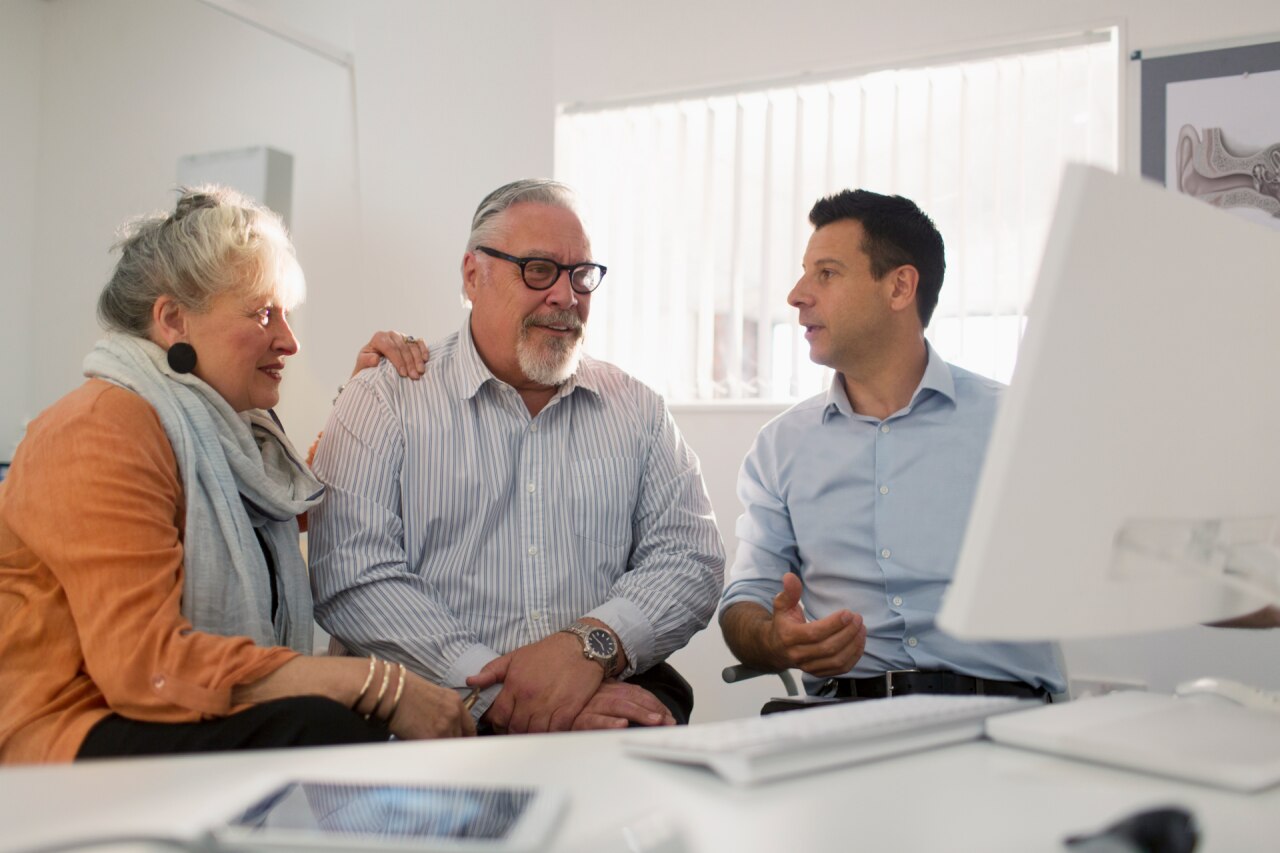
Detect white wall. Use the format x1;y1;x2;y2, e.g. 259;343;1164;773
31;0;368;443
6;0;1279;721
17;0;554;445
0;0;42;460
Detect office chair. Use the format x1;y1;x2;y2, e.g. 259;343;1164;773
721;664;833;714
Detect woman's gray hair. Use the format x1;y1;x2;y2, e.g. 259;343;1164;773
466;178;578;252
97;185;305;337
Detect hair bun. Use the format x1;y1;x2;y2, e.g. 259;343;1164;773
172;187;223;221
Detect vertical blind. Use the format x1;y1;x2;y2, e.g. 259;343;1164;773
555;33;1118;401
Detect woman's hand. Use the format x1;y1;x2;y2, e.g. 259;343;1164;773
384;673;477;739
234;656;474;739
352;331;429;379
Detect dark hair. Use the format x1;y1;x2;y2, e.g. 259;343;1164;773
808;189;945;328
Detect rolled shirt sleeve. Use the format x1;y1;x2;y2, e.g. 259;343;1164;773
591;402;725;676
718;425;798;618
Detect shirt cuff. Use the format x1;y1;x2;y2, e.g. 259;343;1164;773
717;588;776;621
585;598;653;680
445;643;502;722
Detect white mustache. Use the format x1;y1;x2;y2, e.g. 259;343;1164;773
524;311;583;332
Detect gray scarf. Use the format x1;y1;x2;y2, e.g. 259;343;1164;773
83;335;322;653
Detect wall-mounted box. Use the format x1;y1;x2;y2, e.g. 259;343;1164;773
177;146;293;228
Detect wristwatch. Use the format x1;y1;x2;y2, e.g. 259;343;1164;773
560;621;620;677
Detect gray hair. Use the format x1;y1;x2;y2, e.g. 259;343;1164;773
97;185;304;337
466;178;578;252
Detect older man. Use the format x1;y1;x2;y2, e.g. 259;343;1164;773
310;179;724;733
720;189;1066;705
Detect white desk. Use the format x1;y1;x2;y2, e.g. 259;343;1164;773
3;730;1278;852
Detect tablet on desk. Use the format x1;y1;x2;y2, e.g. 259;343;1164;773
210;780;567;853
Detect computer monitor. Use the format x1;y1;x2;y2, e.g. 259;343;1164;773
938;164;1280;641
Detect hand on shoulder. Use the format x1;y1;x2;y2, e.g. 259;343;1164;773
351;331;429;380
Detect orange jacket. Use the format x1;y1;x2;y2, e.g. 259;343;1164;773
0;380;298;764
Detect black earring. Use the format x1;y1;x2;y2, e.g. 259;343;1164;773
167;342;197;374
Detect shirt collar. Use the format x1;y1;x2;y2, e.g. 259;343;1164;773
915;340;957;406
455;316;601;402
455;318;496;401
821;340;956;423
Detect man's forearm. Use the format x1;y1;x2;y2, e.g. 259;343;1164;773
720;601;788;672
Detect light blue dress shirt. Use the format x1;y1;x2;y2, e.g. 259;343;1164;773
310;320;725;705
720;344;1065;693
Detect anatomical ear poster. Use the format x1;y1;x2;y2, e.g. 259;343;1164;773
1140;39;1280;231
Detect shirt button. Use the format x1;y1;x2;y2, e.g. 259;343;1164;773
880;548;891;559
531;610;542;620
879;485;889;495
530;423;539;432
527;482;536;493
880;424;890;434
907;637;918;648
527;545;538;556
892;595;903;607
152;674;166;689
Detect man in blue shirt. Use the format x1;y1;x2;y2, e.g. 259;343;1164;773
720;190;1065;702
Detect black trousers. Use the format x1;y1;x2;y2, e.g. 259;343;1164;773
77;695;390;760
627;660;694;725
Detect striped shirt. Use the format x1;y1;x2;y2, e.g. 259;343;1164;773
309;319;724;702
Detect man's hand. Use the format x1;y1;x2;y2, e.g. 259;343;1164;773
571;681;676;731
467;632;604;734
767;572;866;677
352;331;429;379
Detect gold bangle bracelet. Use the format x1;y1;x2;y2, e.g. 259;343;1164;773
352;654;377;711
384;664;408;722
365;659;393;720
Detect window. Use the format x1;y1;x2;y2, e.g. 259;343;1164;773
555;31;1119;401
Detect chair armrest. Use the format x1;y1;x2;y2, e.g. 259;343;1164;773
721;664;800;696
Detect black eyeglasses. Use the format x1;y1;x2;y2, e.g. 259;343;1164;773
475;246;607;294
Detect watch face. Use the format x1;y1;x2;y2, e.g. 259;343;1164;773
586;628;616;657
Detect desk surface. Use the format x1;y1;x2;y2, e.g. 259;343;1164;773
3;729;1278;852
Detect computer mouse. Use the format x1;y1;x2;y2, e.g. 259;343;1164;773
1063;805;1198;853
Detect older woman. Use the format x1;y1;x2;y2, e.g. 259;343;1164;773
0;187;472;764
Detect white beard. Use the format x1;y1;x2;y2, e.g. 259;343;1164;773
517;323;583;385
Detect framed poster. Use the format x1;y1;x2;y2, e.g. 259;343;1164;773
1140;40;1280;229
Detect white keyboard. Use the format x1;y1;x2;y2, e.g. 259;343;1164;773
624;694;1033;785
